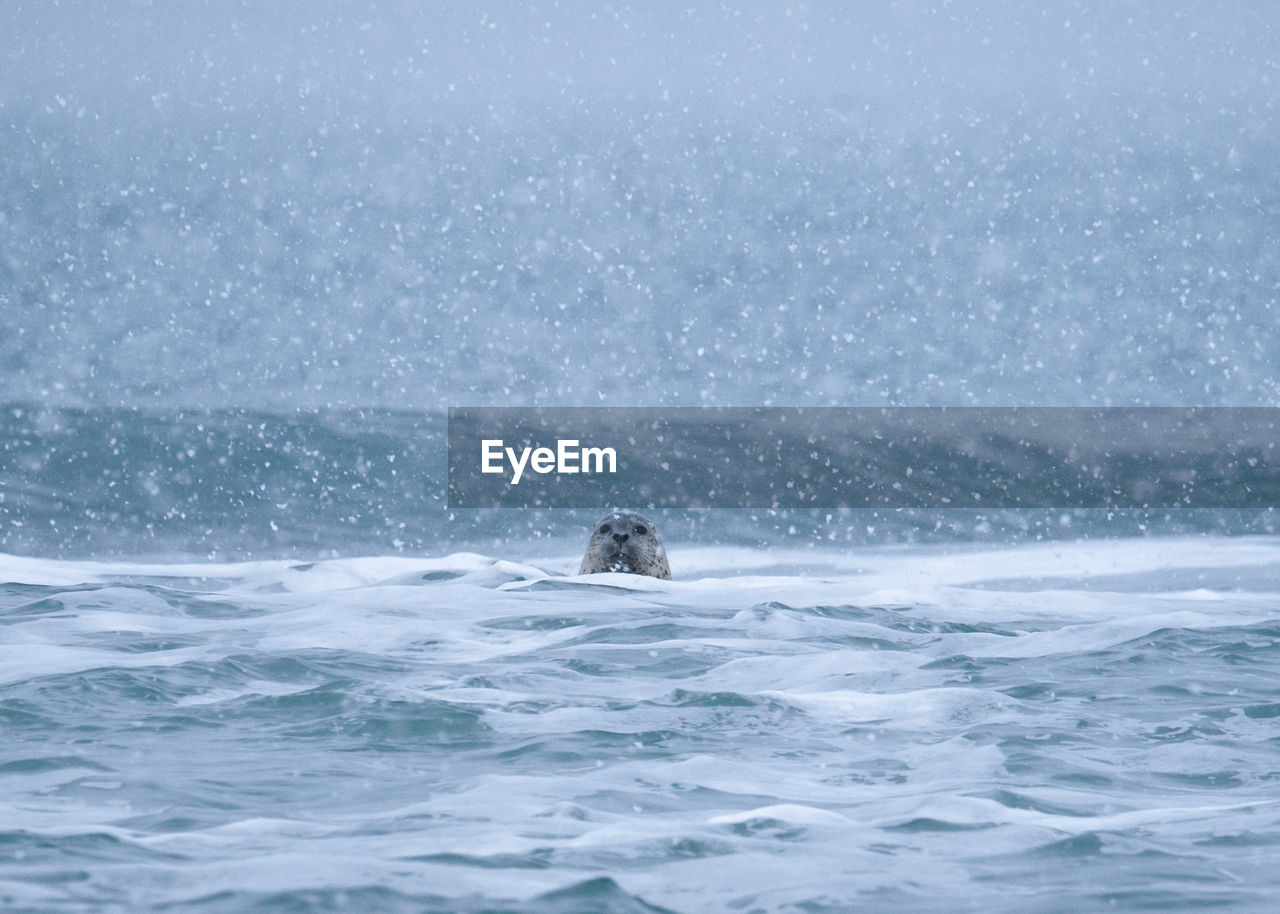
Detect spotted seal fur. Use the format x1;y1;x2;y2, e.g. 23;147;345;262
578;511;671;579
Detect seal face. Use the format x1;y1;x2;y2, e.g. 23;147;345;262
578;511;671;580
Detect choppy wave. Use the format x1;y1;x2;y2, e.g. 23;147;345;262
4;537;1280;911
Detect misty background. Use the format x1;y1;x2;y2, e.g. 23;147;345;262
3;1;1277;410
2;2;1279;558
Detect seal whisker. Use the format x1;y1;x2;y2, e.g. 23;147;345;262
578;511;671;580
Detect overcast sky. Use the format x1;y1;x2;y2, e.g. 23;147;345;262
5;1;1277;126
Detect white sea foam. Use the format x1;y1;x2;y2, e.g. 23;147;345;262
3;535;1280;911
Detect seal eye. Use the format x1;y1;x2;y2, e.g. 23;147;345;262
633;525;647;536
598;523;611;535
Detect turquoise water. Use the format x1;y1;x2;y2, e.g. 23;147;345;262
4;406;1276;560
4;539;1280;911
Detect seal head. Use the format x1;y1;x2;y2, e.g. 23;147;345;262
578;511;671;579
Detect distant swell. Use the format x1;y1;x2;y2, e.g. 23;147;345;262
3;406;1278;559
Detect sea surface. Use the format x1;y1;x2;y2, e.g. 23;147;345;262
5;5;1280;909
4;533;1280;912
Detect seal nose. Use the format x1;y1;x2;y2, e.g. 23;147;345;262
612;532;629;544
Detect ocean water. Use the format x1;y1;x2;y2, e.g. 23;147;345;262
4;535;1280;912
6;3;1280;909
